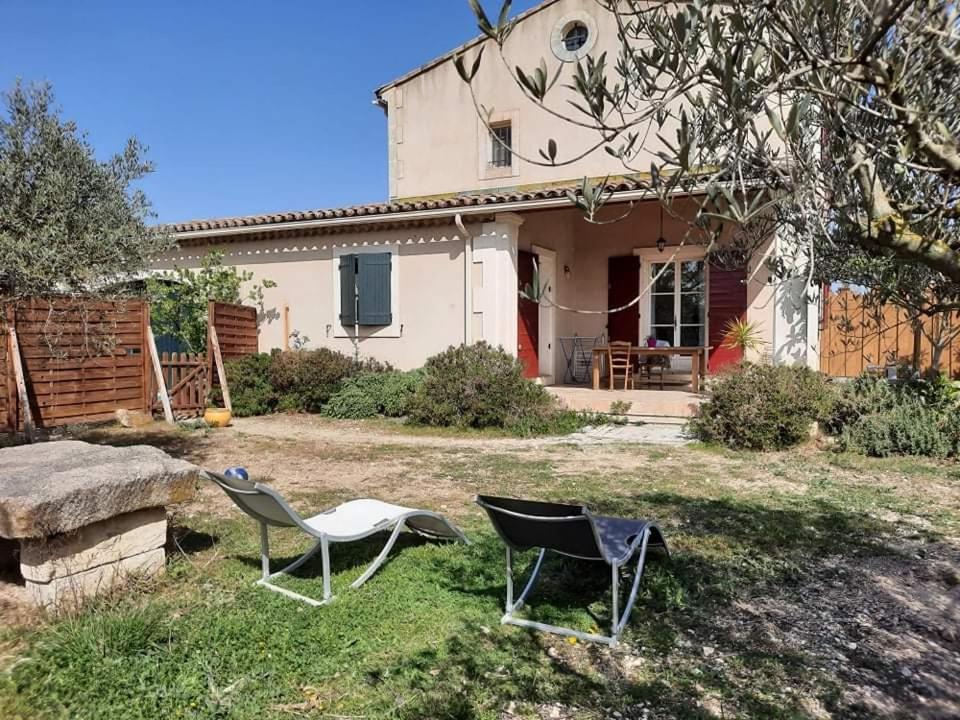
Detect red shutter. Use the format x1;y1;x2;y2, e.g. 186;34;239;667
708;265;748;373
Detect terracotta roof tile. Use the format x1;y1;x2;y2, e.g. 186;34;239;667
165;179;649;235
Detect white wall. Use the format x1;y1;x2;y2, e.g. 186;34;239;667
152;225;469;370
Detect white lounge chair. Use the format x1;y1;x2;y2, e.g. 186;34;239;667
203;470;468;606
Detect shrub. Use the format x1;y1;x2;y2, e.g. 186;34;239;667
689;362;837;450
407;342;557;430
379;370;424;417
827;373;960;457
322;370;425;420
321;383;382;419
838;403;956;458
269;349;356;413
224;353;278;417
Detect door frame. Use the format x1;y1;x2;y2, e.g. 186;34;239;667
531;245;557;384
634;246;709;358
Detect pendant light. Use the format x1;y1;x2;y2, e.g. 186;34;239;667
656;204;666;252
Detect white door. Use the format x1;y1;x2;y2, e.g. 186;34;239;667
533;246;557;383
645;256;706;371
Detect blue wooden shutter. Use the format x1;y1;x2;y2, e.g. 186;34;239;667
356;252;392;326
339;254;357;326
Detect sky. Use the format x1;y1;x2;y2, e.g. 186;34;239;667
0;1;541;224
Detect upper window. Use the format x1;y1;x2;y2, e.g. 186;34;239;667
563;23;589;52
551;12;598;62
490;123;512;168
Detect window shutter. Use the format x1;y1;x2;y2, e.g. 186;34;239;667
339;254;357;326
356;252;392;326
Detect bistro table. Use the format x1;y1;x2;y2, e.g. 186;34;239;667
591;345;710;393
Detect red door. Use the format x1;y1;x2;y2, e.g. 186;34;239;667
708;265;748;372
518;251;540;379
607;256;640;343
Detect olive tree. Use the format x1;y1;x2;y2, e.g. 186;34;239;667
459;0;960;295
0;81;170;299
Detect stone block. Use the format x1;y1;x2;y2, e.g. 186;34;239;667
19;508;167;583
25;547;165;607
0;440;197;539
115;409;155;428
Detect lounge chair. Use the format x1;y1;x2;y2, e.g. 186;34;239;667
203;469;468;606
475;495;669;646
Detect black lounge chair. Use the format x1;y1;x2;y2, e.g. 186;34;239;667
475;495;669;646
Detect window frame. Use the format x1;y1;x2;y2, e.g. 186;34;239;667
333;244;401;338
489;122;513;168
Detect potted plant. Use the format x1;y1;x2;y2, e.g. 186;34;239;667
203;390;232;428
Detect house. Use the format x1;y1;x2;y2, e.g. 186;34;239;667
154;0;819;389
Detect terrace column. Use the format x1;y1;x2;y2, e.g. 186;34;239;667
472;213;523;355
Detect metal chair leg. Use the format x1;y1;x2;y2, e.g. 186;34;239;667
351;521;406;588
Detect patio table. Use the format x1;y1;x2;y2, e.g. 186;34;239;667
591;345;710;393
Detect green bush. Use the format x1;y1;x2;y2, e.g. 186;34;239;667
379;370;424;417
406;342;594;435
689;362;837;450
321;383;382;419
322;370;423;419
838;403;956;458
224;353;278;417
827;373;960;457
269;349;357;413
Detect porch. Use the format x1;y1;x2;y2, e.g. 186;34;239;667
512;198;761;396
546;384;703;419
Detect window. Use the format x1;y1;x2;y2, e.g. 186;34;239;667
563;23;589;52
339;252;392;326
490;123;512;168
649;259;706;347
551;12;597;62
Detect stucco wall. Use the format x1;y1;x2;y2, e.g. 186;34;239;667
382;0;782;201
151;225;468;370
383;0;688;199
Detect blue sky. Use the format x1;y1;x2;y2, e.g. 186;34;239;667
0;1;540;223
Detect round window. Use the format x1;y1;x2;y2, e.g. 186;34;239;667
563;23;589;52
551;12;597;62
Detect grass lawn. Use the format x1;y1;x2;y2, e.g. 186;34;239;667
1;416;958;719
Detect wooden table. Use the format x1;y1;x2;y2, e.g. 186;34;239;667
591;346;710;393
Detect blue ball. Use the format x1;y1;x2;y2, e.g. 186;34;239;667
224;466;249;481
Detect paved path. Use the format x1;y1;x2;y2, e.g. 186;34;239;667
229;415;692;449
540;422;692;446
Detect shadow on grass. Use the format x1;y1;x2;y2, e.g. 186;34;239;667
235;530;447;586
76;426;212;464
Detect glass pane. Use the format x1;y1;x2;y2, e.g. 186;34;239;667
652;294;674;325
681;261;705;292
652;326;675;344
680;325;704;347
652;263;674;293
680;293;705;324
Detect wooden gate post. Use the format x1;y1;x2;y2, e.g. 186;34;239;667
147;326;175;425
5;305;16;436
8;327;35;443
209;326;232;413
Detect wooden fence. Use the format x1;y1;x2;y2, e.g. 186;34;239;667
820;288;960;378
3;297;260;433
209;301;258;361
2;298;151;432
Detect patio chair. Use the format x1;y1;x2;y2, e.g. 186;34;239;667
640;340;671;390
475;495;669;646
607;341;635;390
203;469;469;606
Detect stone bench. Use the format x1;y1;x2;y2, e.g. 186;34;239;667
0;440;197;607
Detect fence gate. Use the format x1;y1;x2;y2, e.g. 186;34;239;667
152;352;208;417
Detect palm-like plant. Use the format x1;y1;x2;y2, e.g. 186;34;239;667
722;318;766;353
